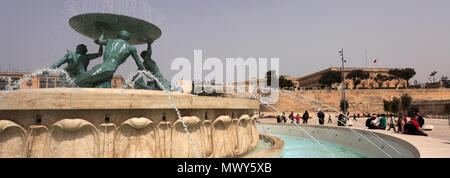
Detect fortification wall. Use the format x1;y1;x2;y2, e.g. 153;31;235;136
262;89;450;118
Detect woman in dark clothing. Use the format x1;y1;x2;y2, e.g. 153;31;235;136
302;111;309;124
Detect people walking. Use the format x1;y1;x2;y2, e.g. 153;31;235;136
317;109;325;125
289;112;294;124
387;114;397;132
397;115;407;133
327;113;333;123
302;111;309;124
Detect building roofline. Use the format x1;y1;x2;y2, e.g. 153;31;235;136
113;75;124;79
0;72;31;75
297;67;406;81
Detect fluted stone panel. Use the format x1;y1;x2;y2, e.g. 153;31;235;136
114;117;157;158
0;114;259;158
45;119;99;158
0;120;27;158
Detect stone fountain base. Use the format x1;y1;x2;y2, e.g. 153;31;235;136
0;88;260;158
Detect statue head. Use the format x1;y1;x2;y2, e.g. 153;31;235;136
140;50;148;59
76;44;88;54
117;30;130;41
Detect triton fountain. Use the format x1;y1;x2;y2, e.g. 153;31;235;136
0;13;276;158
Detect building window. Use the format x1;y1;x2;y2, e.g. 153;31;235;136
0;78;7;90
10;77;20;90
48;78;55;88
112;80;117;88
39;78;47;88
11;77;20;83
56;79;62;88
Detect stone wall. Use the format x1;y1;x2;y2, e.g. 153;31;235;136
412;99;450;119
261;89;450;117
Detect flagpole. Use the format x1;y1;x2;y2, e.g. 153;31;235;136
340;49;346;113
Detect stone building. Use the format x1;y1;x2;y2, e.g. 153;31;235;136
296;67;408;89
0;72;124;89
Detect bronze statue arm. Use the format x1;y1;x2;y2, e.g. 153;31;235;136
145;40;153;60
87;44;103;60
97;33;109;45
131;47;145;70
51;54;69;69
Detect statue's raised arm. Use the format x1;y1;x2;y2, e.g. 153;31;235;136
145;40;154;60
97;33;109;46
130;46;145;70
86;41;104;60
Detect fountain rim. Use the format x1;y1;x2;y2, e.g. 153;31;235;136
69;13;162;45
244;134;285;158
0;88;260;110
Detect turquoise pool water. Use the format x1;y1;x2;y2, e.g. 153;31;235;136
273;135;369;158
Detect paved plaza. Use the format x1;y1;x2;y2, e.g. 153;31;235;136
259;115;450;157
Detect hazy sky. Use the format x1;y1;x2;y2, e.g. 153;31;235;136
0;0;449;83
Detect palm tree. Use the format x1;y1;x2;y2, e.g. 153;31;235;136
429;71;438;83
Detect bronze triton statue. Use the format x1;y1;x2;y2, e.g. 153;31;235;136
74;30;145;88
133;40;172;90
51;42;103;79
51;13;179;90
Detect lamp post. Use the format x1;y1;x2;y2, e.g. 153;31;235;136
339;49;347;113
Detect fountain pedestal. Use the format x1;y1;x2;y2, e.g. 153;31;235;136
0;88;261;158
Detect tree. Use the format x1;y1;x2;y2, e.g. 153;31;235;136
400;93;413;115
388;69;403;89
318;71;342;89
391;97;400;116
429;71;438;83
346;70;370;89
340;99;349;113
399;68;416;88
383;99;392;114
374;74;393;88
279;75;294;89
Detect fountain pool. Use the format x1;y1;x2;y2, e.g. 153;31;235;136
274;135;368;158
252;123;420;158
